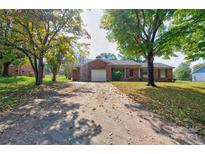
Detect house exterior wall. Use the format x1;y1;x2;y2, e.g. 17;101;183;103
122;68;139;81
72;59;173;82
74;59;112;81
192;66;205;82
72;68;80;81
166;69;173;82
192;73;205;82
8;65;34;76
140;68;173;82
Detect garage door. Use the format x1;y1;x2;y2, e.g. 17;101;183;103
91;69;106;81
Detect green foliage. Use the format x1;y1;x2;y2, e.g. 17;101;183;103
170;10;205;61
118;54;145;63
0;47;26;68
112;70;122;81
0;10;89;85
101;10;176;86
174;63;192;80
61;62;74;79
0;51;16;64
45;36;77;81
97;52;117;60
101;10;176;58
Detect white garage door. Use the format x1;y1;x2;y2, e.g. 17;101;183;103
91;69;106;81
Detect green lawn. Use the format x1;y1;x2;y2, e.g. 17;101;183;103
112;81;205;137
0;75;68;111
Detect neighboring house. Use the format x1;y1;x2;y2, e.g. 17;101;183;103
192;65;205;82
72;57;174;82
8;65;34;76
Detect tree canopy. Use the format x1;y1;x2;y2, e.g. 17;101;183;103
0;19;26;76
101;9;176;86
46;36;77;81
117;54;144;63
174;63;192;80
170;10;205;61
0;10;89;85
97;52;117;60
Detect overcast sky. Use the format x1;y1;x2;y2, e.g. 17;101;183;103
80;9;204;68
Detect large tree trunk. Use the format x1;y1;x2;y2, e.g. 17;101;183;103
2;62;11;77
35;72;43;86
146;52;157;87
51;66;59;82
34;58;44;86
52;72;57;82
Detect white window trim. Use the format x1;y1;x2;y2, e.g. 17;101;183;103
160;69;166;78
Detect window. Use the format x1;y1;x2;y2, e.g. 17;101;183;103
129;69;134;77
160;69;166;78
143;68;148;78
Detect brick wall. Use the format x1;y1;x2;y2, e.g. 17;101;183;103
75;59;112;81
141;68;173;82
72;59;173;82
72;68;80;81
8;65;34;76
123;68;139;81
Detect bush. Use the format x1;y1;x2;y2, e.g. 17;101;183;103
112;70;122;81
174;63;192;80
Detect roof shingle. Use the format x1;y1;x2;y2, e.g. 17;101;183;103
76;58;174;68
107;60;140;66
139;63;174;68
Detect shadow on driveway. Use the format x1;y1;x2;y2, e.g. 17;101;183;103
125;103;205;145
0;83;102;144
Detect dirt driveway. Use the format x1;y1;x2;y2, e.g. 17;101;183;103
0;82;204;144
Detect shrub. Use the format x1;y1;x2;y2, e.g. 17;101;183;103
112;70;122;81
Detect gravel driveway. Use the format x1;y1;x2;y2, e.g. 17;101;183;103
0;82;204;144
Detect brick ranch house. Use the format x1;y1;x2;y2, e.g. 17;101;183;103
2;65;34;76
72;58;174;82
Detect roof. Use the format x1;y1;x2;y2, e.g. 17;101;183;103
192;65;205;74
75;58;174;68
107;60;140;66
139;63;174;68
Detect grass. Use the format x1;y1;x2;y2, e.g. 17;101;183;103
0;75;69;111
112;81;205;137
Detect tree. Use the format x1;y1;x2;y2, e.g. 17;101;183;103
97;52;117;60
0;49;25;76
101;10;176;87
170;10;205;61
45;36;76;82
174;63;192;80
117;54;144;63
61;62;74;79
0;50;16;76
0;10;89;85
0;19;25;77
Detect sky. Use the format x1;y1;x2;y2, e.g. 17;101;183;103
80;9;204;69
